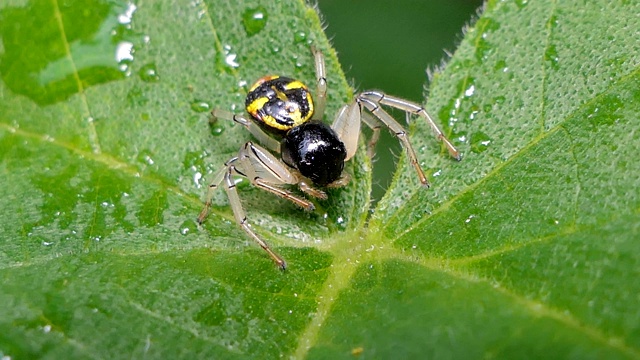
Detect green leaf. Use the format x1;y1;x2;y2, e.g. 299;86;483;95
1;0;639;359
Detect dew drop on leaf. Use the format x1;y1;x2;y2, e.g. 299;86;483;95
545;44;560;70
494;59;509;72
470;131;492;153
139;63;160;82
180;220;197;236
242;6;268;37
293;31;307;44
210;123;224;136
137;149;155;165
216;45;241;73
191;100;211;113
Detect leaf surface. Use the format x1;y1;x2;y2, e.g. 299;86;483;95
0;0;639;359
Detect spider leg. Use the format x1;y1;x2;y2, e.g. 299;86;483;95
211;109;281;153
311;46;327;121
199;141;325;269
198;157;235;225
298;180;328;200
357;96;431;187
358;91;461;160
361;111;383;160
222;163;287;270
237;142;316;210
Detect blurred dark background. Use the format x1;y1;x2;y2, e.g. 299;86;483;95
316;0;483;199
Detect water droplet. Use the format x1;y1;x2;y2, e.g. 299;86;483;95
494;59;509;73
182;150;211;187
180;220;197;236
242;6;268;37
193;171;203;188
292;54;303;68
468;105;480;121
210;123;224;136
293;31;307;44
115;42;134;63
335;216;347;229
470;131;492;153
139;63;160;82
191;100;211;113
439;76;476;130
137;149;156;165
545;43;559;70
117;3;137;24
0;1;143;105
118;59;132;77
216;45;240;73
464;84;475;97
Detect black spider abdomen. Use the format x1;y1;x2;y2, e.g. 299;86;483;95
281;121;346;186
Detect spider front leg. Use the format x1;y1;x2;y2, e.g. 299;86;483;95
359;91;461;160
329;100;423;186
353;92;460;187
198;142;321;270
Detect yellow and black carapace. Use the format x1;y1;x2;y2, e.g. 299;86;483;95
245;75;314;136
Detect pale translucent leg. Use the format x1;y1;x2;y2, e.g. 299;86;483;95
358;91;461;160
326;173;351;188
358;97;431;187
361;112;382;160
211;109;281;153
222;165;287;270
198;157;235;224
199;142;326;269
311;46;327;121
298;180;328;200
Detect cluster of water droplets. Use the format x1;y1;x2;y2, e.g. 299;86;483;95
113;3;158;83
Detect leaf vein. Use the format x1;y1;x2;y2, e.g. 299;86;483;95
51;0;101;154
386;249;640;358
389;65;640;244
